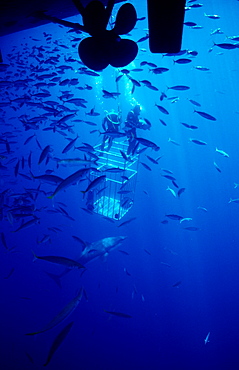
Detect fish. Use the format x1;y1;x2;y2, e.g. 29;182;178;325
147;84;158;91
33;92;51;98
194;110;216;121
137;34;149;43
72;235;87;248
14;160;20;178
143;118;152;129
174;58;192;64
204;332;210;344
102;90;120;99
43;322;74;366
150;67;169;74
162;174;176;181
181;122;198;129
140;162;152;171
180;218;192;224
118;250;129;255
193;66;210;72
204;12;220;19
166;214;183;221
104;310;132;318
168;138;180;146
184;21;197;27
31;173;64;184
128;76;141;87
162;170;174;175
57;158;97;166
117;190;132;195
25;352;34;364
83;120;97;126
12;217;40;232
124;267;131;276
100;130;126;139
105;167;125;173
118;218;136;227
136;137;160;151
116;74;124;82
159;119;167;126
160;262;171;267
210;28;223;35
178;188;186;197
79;68;100;76
146;62;157;68
166;186;177;197
4;267;15;279
120;68;130;74
12;160;20;177
85;107;100;116
38;145;51;165
168;85;190;91
189;138;207;145
25;289;83;335
120;150;131;162
183;227;200;231
57;114;76;125
160;92;167;101
188;99;201;107
81;175;106;195
190;3;203;8
0;232;8;249
64;98;87;107
140;80;152;86
155;103;169;115
228;198;239;204
48;167;95;199
227;35;239;41
213;162;221;172
172;281;182;288
146;155;159;165
32;251;85;269
197;206;208;212
62;135;79;154
215;148;229;157
24;134;35;145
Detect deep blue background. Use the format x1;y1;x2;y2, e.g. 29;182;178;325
1;1;239;369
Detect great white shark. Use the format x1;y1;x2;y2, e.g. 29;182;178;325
44;236;126;287
77;236;127;265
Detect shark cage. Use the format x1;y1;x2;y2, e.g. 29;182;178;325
84;140;139;221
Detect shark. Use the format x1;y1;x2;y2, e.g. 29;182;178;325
77;236;127;265
44;236;127;287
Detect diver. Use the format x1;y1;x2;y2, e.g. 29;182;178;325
124;105;151;155
101;111;121;151
32;0;138;71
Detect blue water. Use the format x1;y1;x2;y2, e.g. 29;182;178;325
1;0;239;369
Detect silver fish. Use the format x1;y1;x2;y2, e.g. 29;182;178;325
25;289;83;335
